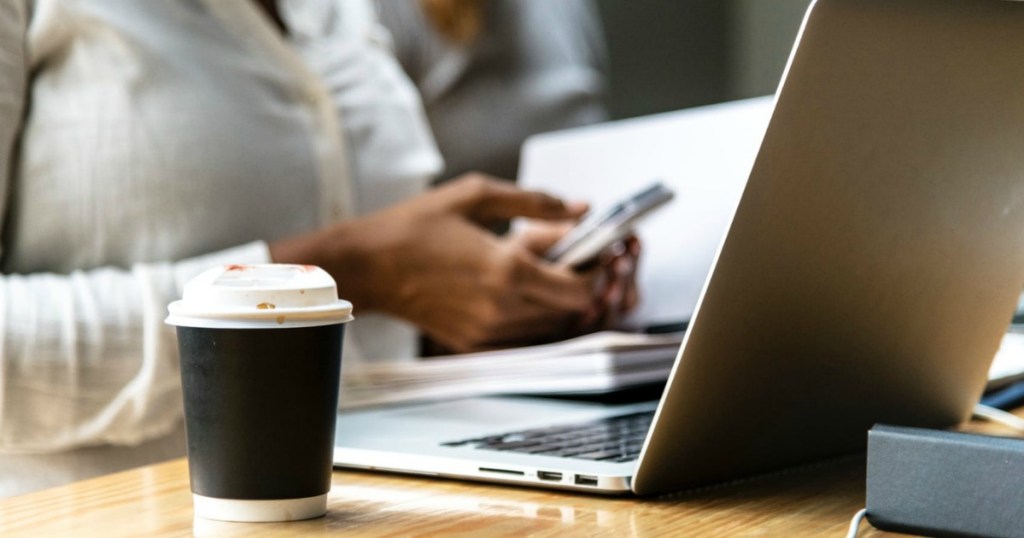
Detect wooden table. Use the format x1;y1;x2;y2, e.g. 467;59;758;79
0;418;1017;537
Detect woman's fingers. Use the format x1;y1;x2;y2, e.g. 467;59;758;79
446;173;588;224
503;248;596;313
513;222;576;255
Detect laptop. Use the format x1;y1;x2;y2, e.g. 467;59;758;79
334;0;1024;495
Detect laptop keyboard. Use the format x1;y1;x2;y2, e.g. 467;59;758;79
440;410;654;463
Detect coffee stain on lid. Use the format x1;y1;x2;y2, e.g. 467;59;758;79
224;264;250;271
276;315;286;324
257;302;276;310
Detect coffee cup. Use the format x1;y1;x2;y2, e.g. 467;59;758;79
166;264;353;522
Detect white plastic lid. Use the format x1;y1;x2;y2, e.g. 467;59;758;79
165;264;353;329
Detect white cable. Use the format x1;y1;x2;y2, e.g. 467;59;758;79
972;404;1024;433
846;508;867;538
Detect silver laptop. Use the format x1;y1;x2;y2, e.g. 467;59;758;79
334;0;1024;495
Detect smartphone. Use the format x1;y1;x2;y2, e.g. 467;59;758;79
544;182;674;268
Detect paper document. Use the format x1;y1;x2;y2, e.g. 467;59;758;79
519;96;774;327
340;329;1024;410
339;331;682;409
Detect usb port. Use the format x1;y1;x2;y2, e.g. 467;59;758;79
574;474;598;486
537;471;563;482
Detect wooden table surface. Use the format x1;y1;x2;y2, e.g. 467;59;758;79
0;418;1017;537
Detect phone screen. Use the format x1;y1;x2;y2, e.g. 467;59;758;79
544;182;674;267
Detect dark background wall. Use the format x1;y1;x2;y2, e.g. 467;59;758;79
595;0;813;119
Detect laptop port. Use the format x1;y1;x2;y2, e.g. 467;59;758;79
537;471;563;482
574;474;598;486
478;467;524;476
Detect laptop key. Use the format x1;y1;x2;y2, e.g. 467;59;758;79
545;447;596;458
574;450;626;461
523;444;568;454
438;409;656;460
488;441;545;451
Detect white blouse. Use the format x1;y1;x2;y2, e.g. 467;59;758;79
0;0;440;496
375;0;608;181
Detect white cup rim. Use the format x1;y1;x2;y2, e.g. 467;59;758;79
166;264;354;329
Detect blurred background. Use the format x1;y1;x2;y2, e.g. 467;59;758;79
597;0;813;119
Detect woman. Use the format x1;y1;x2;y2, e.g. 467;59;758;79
376;0;609;182
0;0;636;496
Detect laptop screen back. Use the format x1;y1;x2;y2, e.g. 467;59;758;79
634;0;1024;495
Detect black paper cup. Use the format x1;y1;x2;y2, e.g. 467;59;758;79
166;264;353;522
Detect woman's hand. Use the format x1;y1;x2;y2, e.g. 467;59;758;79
511;223;641;332
587;234;641;330
270;174;624;353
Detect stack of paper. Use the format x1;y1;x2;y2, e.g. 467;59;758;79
339;329;1024;410
988;331;1024;389
338;331;682;409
